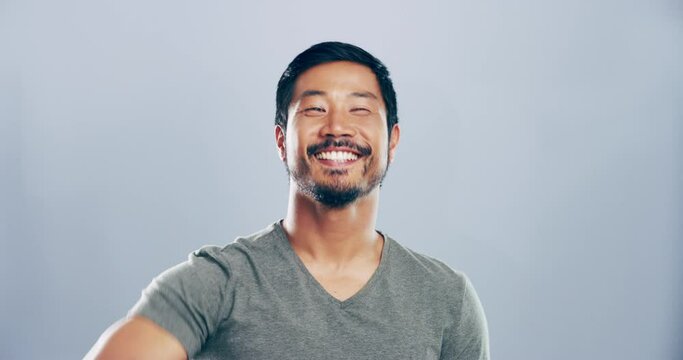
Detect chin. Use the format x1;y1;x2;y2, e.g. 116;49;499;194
309;184;364;209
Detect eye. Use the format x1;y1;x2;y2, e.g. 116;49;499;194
303;106;326;115
351;107;371;115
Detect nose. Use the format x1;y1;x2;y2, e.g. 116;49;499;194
319;108;356;138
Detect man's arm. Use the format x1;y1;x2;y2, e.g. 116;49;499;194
441;275;490;360
87;247;232;358
84;316;187;360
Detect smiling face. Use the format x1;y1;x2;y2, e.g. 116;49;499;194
276;61;400;208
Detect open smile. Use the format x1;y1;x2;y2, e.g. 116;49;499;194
307;139;370;168
313;149;362;167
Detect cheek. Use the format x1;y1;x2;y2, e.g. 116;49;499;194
374;139;391;168
359;120;388;145
371;132;390;155
284;128;310;160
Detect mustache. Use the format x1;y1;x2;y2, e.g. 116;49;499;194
306;139;372;157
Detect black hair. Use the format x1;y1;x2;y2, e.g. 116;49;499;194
275;41;398;135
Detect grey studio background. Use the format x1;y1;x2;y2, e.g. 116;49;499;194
1;0;681;359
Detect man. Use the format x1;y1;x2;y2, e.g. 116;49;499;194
86;42;489;359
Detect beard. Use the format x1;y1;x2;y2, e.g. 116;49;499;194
287;140;389;209
301;178;364;209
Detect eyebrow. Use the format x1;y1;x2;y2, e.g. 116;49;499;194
297;89;379;101
349;91;378;100
299;90;326;99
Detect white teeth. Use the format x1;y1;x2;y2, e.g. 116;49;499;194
315;151;359;162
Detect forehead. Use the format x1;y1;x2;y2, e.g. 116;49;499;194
293;61;382;99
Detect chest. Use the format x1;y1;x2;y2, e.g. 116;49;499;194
194;280;445;359
306;267;373;302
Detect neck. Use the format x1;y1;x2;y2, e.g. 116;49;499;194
282;182;382;264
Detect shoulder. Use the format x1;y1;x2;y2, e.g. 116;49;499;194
180;221;286;284
191;222;283;264
385;236;489;357
147;222;283;290
385;236;470;291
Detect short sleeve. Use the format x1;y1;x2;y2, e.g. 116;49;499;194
441;275;490;360
128;247;233;356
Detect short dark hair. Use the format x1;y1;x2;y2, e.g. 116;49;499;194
275;42;398;135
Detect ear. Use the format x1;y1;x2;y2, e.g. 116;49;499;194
275;125;286;161
388;124;400;163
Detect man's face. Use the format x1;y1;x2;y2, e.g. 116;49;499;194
276;61;400;208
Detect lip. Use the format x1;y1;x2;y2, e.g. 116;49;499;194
315;157;359;168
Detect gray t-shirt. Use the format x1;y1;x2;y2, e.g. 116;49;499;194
130;221;489;359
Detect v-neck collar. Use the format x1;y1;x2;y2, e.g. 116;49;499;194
272;220;391;308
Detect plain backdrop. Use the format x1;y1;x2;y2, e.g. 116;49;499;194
1;0;681;359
